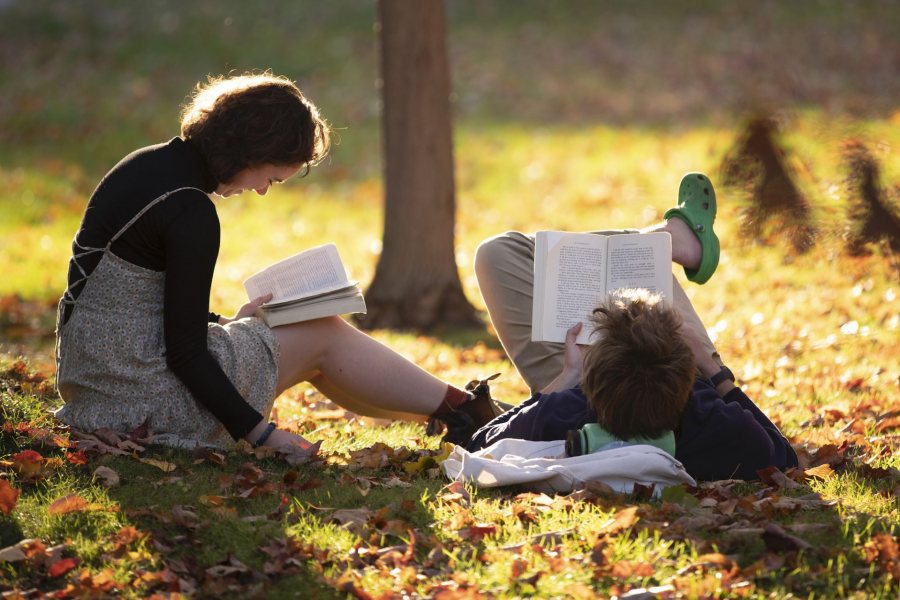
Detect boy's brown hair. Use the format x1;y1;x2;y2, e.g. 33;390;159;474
581;289;695;440
180;72;330;184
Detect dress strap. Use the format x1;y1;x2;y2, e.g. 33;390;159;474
107;186;207;248
60;186;208;306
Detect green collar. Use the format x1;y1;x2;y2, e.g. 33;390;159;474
583;423;676;456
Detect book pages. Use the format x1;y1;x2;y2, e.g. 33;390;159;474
244;243;350;304
532;231;672;345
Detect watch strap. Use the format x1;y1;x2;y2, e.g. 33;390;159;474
709;365;736;387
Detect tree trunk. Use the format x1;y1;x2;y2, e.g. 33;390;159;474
356;0;480;330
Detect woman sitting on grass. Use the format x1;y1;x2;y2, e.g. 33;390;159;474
54;72;500;451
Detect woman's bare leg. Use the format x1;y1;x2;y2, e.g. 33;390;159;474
306;374;426;421
271;316;447;418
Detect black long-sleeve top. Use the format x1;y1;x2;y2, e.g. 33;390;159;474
62;137;263;440
466;378;798;482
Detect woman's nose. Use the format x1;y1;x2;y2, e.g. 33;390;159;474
255;185;269;196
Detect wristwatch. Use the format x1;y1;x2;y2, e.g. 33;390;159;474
709;365;736;387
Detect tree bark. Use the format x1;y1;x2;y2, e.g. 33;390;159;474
356;0;480;330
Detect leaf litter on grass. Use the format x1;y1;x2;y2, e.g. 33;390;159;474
2;310;900;598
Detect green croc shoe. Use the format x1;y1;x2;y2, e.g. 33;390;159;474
664;172;720;284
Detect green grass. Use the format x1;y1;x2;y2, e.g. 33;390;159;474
2;0;899;597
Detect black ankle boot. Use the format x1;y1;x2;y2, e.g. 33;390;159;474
427;373;511;445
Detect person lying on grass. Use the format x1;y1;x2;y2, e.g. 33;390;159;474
435;173;798;481
54;71;502;452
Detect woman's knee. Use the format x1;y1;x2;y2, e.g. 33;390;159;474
273;315;346;353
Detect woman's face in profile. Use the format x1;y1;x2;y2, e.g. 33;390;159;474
214;163;302;198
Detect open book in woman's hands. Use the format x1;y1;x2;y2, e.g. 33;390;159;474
243;243;366;327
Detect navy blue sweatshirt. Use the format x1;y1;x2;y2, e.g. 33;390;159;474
466;378;798;481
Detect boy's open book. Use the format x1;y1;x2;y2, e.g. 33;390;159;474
532;231;673;344
243;243;367;327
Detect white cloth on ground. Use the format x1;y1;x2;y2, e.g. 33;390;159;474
442;438;696;496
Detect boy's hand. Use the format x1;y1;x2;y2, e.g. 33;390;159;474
563;322;587;374
543;322;587;393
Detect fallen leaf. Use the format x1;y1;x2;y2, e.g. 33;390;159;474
579;479;623;499
66;450;89;466
458;523;498;542
761;523;813;553
48;493;104;515
0;538;49;563
0;543;27;562
659;484;700;507
597;506;639;537
171;505;202;529
757;466;803;489
809;444;844;467
863;533;900;577
93;466;120;487
128;418;152;442
610;560;654;579
875;412;900;434
676;552;736;576
440;481;471;505
48;557;79;578
12;450;44;478
192;448;226;465
276;440;322;466
380;475;413;488
0;479;19;514
205;555;251;577
328;508;373;534
138;458;176;472
804;464;835;480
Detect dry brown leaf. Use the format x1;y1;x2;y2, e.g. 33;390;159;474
138;457;177;472
92;465;120;487
192;448;226;465
11;450;44;478
329;507;373;533
875;413;900;434
673;514;729;530
458;523;498;542
0;541;29;562
863;533;900;577
48;557;79;578
171;505;202;529
761;523;813;553
48;493;104;515
596;505;639;537
0;479;19;515
440;481;471;505
757;466;804;489
276;440;322;466
804;464;835;479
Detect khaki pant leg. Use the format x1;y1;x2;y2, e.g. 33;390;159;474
474;231;563;393
474;230;719;394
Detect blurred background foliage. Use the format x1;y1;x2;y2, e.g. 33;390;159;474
2;0;898;173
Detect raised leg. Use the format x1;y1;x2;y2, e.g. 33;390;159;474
474;226;720;393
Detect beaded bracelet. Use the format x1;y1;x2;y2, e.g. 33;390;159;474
253;422;277;448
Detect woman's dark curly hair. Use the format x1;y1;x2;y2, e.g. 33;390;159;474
180;72;330;184
581;289;695;440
